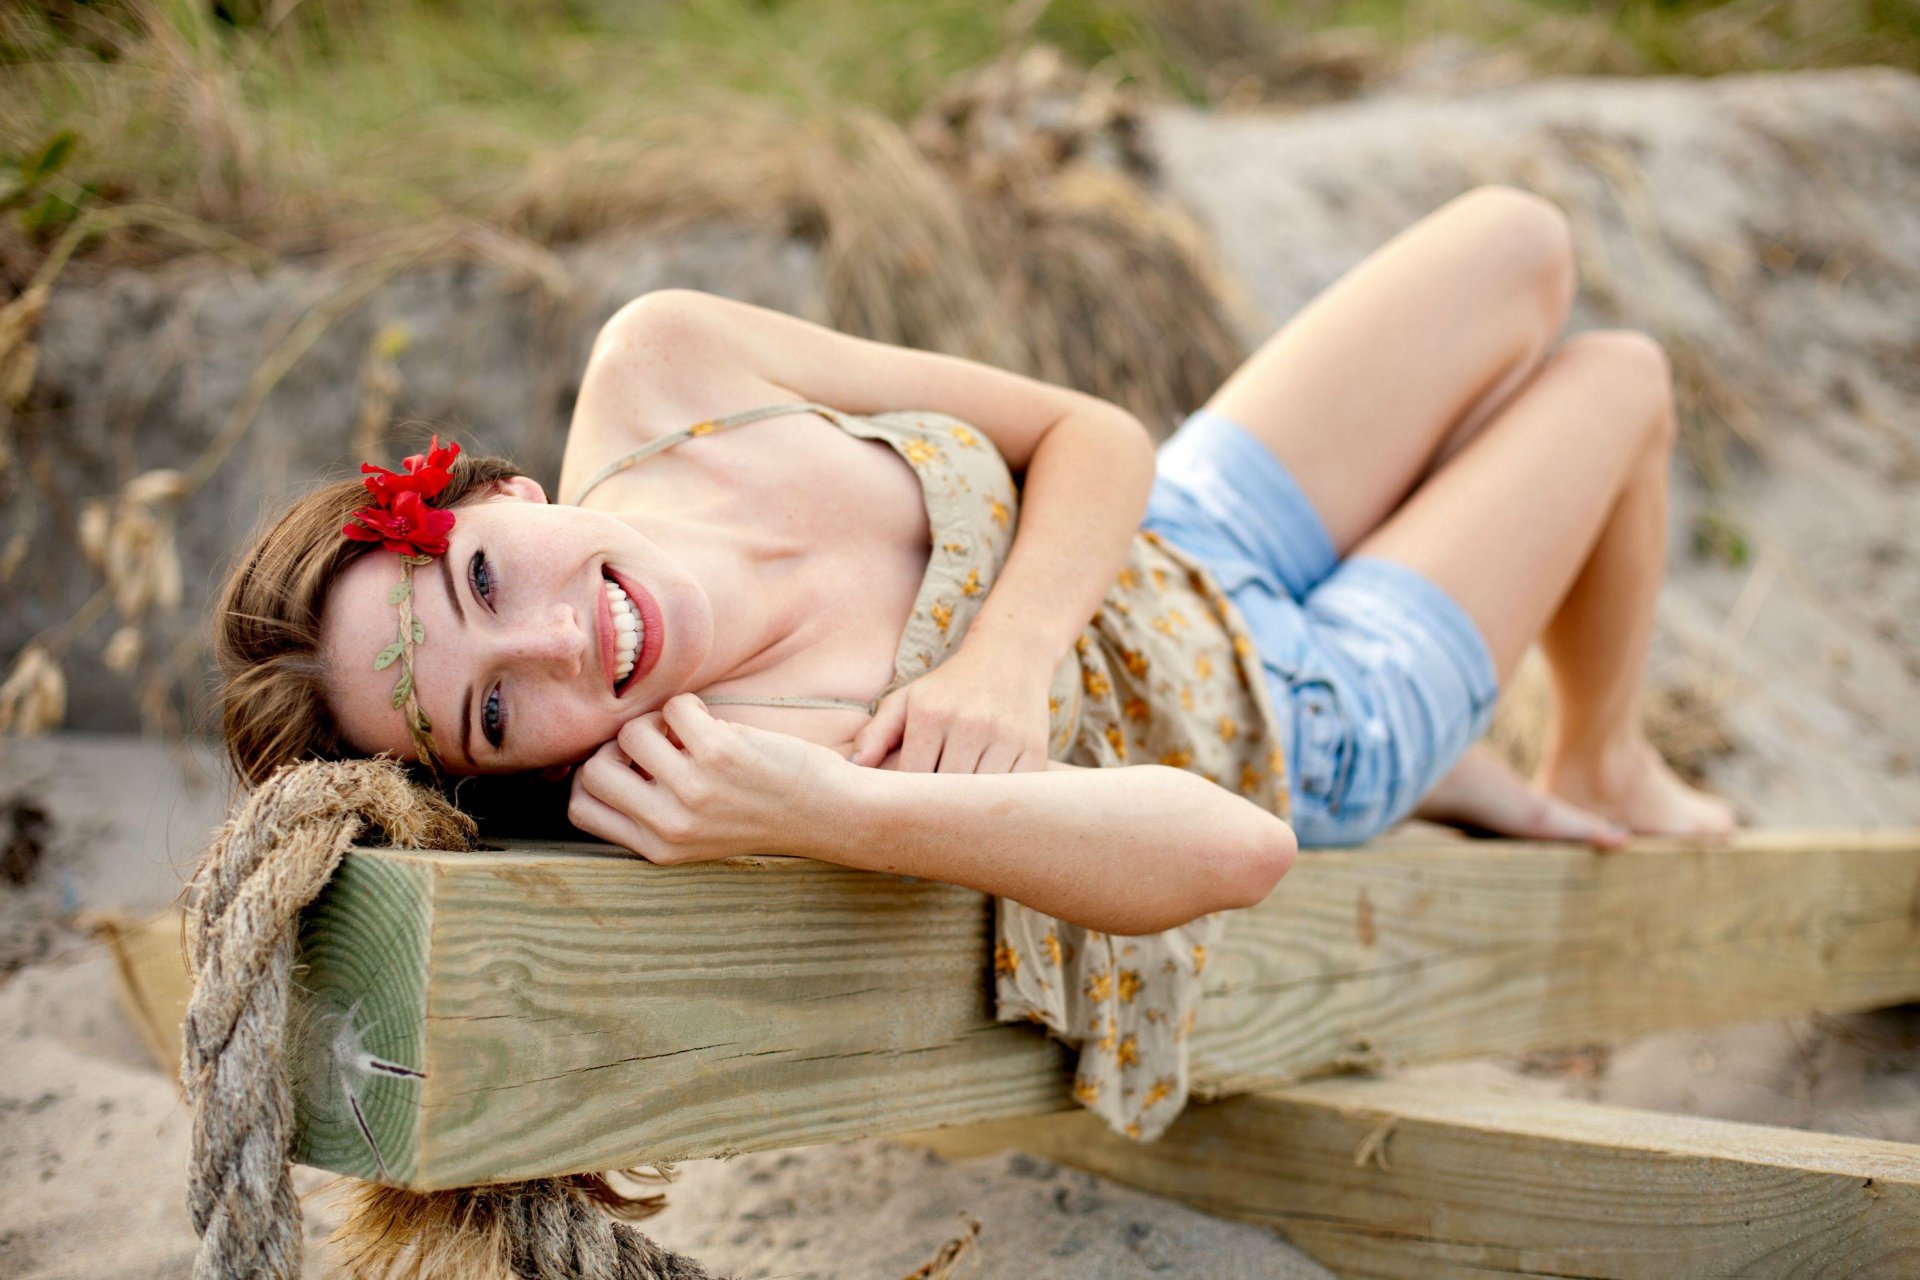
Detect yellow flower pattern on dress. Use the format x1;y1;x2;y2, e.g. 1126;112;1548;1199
782;403;1289;1145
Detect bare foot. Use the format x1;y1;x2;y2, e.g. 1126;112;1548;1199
1538;735;1738;840
1415;744;1629;849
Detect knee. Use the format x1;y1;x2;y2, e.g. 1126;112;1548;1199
1448;185;1577;329
1556;329;1677;449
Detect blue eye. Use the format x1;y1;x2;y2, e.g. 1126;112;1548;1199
483;684;504;748
469;549;494;604
470;550;504;750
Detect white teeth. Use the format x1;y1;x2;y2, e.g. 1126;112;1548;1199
604;576;645;686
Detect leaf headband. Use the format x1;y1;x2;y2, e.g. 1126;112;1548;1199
341;437;461;771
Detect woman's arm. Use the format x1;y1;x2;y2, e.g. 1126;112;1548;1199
574;288;1158;680
819;758;1296;936
569;696;1297;938
847;409;1151;770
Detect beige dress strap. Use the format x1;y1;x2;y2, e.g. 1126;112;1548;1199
700;693;879;714
564;401;835;506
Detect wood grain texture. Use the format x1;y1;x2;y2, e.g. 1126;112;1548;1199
994;1078;1920;1278
291;850;435;1182
1192;827;1920;1096
289;828;1920;1188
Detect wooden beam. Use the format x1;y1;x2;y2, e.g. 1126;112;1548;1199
931;1078;1920;1278
90;908;191;1080
288;828;1920;1189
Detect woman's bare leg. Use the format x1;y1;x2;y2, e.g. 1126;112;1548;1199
1355;330;1735;836
1201;185;1574;555
1203;185;1624;838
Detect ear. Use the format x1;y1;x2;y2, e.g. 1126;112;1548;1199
492;474;549;504
537;762;574;782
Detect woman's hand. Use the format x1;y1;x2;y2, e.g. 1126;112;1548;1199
849;643;1054;774
567;692;851;864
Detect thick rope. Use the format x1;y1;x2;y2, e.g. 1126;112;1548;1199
182;757;729;1280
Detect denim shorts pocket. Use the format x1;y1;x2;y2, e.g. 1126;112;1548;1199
1198;556;1266;596
1287;677;1355;813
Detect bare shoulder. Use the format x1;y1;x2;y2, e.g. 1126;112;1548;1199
558;290;797;503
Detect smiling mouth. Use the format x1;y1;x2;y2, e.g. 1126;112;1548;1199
601;566;660;695
602;576;643;692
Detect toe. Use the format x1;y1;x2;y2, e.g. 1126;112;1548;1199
1531;794;1630;849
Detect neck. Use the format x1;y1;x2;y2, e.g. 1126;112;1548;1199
621;499;812;690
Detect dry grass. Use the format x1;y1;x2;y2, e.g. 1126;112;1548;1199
2;0;1915;287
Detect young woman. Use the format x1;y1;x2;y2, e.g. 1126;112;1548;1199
215;184;1736;943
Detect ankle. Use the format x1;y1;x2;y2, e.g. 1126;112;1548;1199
1540;727;1652;790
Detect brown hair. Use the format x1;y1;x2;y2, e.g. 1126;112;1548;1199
212;450;527;789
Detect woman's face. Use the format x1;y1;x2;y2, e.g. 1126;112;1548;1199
321;477;713;774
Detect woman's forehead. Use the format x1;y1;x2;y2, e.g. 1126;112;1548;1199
322;549;461;762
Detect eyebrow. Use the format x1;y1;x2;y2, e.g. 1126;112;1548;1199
439;551;466;627
437;549;477;768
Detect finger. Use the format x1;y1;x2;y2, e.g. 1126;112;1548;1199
579;742;657;815
618;713;693;787
936;727;988;775
975;739;1023;776
567;779;661;860
1010;748;1049;773
658;692;720;754
851;696;908;768
894;711;946;774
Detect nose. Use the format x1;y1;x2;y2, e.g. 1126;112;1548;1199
497;605;585;677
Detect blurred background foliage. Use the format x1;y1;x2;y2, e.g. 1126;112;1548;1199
3;0;1917;284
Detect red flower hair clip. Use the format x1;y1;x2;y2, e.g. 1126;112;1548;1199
340;436;464;771
342;436;462;556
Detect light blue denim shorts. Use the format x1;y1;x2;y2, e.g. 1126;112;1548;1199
1141;408;1501;847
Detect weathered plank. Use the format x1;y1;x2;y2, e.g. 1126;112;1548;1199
926;1078;1920;1278
289;828;1920;1189
91;908;192;1078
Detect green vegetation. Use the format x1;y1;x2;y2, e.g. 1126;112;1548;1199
3;0;1916;277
